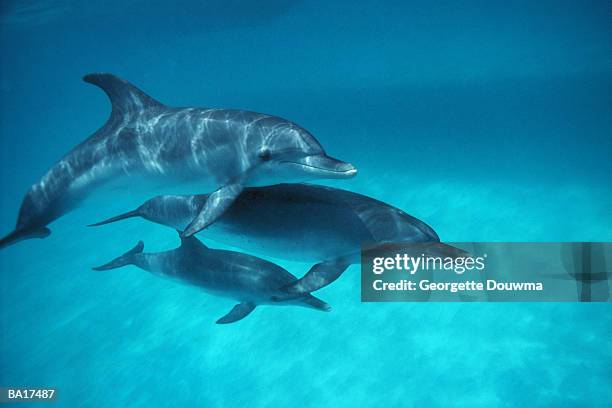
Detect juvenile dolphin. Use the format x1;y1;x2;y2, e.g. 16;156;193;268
0;74;356;248
91;183;464;293
93;234;331;324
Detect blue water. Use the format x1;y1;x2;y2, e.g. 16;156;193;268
1;1;611;406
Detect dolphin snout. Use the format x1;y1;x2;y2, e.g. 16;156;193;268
294;155;358;179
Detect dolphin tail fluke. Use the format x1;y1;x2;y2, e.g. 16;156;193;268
88;209;140;227
92;241;144;271
0;226;51;250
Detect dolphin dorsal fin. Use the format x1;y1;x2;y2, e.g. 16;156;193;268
83;73;165;120
177;231;208;251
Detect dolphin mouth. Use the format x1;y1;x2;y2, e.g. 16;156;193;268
284;155;357;178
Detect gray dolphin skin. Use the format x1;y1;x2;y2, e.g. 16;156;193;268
90;183;464;294
0;74;356;249
93;234;331;324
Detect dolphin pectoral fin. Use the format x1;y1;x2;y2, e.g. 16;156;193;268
300;295;332;312
216;302;256;324
271;293;331;311
282;260;351;294
182;182;243;237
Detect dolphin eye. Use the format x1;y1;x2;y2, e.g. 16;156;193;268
259;149;272;161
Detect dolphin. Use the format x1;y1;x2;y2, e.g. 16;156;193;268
0;74;356;249
93;234;331;324
90;183;464;293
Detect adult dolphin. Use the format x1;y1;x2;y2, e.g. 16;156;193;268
90;183;465;293
93;234;331;324
0;74;356;249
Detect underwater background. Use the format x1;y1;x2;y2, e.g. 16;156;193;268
0;0;611;406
